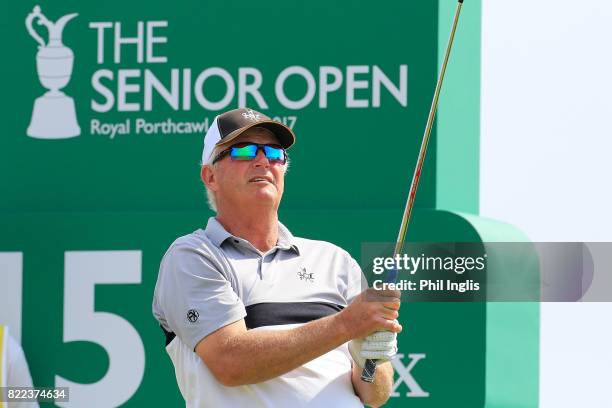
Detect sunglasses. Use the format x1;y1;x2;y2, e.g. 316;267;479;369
212;142;287;165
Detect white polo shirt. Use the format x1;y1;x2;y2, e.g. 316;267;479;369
0;326;39;408
152;218;366;407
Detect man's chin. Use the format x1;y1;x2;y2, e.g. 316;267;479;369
249;189;280;204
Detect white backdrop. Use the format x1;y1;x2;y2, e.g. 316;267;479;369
480;0;612;407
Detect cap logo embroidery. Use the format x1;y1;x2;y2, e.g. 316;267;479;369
242;109;261;122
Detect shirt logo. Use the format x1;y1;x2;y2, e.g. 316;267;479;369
297;266;314;283
187;309;199;323
242;109;261;122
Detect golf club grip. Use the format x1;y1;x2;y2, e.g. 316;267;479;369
360;358;378;383
360;269;398;383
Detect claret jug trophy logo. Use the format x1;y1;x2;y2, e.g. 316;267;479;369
25;5;80;139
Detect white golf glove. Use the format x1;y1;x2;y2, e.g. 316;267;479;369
348;329;398;369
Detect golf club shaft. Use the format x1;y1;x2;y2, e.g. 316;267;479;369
360;0;464;383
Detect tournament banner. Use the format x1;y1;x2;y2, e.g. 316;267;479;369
1;1;538;407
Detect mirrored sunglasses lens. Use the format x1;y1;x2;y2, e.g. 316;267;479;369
231;144;257;160
264;146;284;162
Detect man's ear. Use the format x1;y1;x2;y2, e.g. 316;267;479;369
201;165;218;191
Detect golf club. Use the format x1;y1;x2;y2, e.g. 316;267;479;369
360;0;465;383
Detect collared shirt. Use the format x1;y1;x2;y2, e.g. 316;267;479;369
0;326;39;408
152;218;365;408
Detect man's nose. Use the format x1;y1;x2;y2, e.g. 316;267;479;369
252;149;270;167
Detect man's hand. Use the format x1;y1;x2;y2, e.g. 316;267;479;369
339;288;402;407
337;288;402;339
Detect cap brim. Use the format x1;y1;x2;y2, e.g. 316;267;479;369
215;121;296;149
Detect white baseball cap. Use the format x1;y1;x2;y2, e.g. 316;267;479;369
201;108;296;165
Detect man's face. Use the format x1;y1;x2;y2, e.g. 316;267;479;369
203;128;287;211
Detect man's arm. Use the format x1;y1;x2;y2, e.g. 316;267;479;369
195;288;402;387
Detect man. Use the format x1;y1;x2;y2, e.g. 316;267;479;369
152;107;402;407
0;325;39;408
